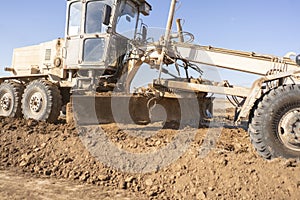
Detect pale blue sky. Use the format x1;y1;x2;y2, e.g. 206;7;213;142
0;0;299;86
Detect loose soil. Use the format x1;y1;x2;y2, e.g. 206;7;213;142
0;116;299;199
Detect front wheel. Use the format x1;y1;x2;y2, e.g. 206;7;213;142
22;80;62;123
248;85;300;159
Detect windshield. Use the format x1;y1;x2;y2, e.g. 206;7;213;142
116;1;138;39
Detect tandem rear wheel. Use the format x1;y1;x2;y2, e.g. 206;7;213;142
0;79;63;123
22;80;62;123
0;81;24;118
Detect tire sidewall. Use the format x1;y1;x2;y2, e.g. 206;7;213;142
259;85;300;158
22;81;52;121
0;83;17;117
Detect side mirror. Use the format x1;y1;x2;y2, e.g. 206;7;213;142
103;5;112;26
296;54;300;66
142;25;148;41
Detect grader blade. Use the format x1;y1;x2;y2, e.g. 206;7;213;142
70;94;213;126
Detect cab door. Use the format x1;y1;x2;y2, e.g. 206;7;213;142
65;0;113;69
81;0;111;68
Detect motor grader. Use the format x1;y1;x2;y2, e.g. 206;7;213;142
0;0;300;160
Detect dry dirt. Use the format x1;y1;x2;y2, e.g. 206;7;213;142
0;115;299;200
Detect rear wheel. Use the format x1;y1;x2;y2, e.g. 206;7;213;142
248;85;300;159
22;80;62;123
0;81;24;117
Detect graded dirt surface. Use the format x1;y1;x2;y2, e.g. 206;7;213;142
0;116;299;200
0;170;137;200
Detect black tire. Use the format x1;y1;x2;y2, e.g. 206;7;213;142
248;85;300;159
22;80;62;123
0;81;24;118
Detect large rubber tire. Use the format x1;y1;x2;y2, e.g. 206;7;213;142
248;85;300;159
22;80;62;123
0;81;24;118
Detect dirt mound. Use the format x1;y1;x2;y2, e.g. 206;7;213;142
0;116;299;199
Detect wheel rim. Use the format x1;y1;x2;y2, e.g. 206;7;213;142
29;92;43;113
0;93;12;112
278;108;300;152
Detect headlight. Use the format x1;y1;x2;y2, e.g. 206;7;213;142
296;54;300;66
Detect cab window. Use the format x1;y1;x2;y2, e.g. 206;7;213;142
68;2;82;36
116;2;138;39
85;1;110;34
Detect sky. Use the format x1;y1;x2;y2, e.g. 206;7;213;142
0;0;299;86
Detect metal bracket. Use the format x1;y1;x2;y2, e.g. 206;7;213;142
236;70;300;122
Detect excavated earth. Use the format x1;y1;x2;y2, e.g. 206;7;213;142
0;112;299;199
